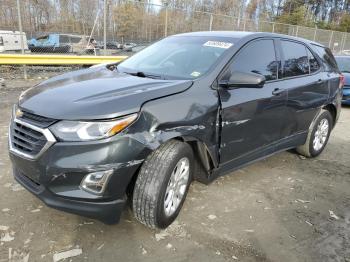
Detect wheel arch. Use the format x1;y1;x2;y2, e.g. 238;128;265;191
126;135;217;197
172;136;217;184
322;103;337;127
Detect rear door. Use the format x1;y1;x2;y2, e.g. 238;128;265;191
278;40;330;137
218;38;287;164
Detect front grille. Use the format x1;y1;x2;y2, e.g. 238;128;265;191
11;122;47;155
18;110;56;128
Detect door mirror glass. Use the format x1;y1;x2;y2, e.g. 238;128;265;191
221;71;266;88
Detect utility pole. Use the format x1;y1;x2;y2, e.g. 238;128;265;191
103;0;107;55
329;30;334;48
313;26;317;41
164;2;168;37
16;0;27;79
209;14;213;31
237;3;241;29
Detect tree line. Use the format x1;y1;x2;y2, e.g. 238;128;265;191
1;0;350;41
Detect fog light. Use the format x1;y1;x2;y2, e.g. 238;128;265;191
80;170;113;195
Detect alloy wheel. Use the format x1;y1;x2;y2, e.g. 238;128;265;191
164;157;190;217
313;118;329;151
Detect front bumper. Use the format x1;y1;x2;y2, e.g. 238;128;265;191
9;126;151;224
13;167;125;224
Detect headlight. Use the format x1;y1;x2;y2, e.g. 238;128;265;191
50;114;137;141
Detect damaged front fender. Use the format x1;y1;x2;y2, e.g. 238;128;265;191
122;81;221;183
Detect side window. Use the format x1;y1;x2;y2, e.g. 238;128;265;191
307;49;320;73
311;44;338;72
228;39;278;81
59;35;70;44
37;35;49;43
70;37;82;44
281;40;309;78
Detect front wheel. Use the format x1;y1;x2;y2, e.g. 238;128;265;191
296;109;333;158
132;140;193;229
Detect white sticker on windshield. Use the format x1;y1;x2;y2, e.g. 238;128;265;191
203;41;233;49
191;71;201;77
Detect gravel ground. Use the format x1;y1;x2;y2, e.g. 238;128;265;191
0;77;349;262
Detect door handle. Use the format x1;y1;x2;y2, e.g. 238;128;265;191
316;79;324;84
272;88;284;96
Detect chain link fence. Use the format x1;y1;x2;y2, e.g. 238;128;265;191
1;0;350;58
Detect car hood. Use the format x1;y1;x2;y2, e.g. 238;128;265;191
19;66;193;120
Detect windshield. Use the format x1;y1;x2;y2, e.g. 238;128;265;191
118;36;236;79
335;57;350;72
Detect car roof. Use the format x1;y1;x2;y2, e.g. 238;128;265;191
173;31;325;47
174;31;254;38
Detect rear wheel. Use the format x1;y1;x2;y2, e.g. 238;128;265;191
296;109;333;158
132;140;193;229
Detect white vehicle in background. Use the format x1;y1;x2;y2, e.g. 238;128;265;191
0;30;28;53
123;42;137;52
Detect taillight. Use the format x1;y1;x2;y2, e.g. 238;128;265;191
339;74;345;89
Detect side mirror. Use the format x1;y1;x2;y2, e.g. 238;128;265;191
220;71;266;88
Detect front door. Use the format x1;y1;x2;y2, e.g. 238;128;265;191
218;39;287;164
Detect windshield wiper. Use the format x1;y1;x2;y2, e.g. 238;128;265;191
130;71;147;77
124;71;164;79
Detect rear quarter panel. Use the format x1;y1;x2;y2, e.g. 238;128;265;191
328;72;342;123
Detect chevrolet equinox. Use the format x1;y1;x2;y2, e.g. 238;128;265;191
9;32;343;229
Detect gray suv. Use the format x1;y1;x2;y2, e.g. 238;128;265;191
9;32;343;229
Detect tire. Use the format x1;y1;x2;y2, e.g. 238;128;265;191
132;140;193;229
296;109;333;158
